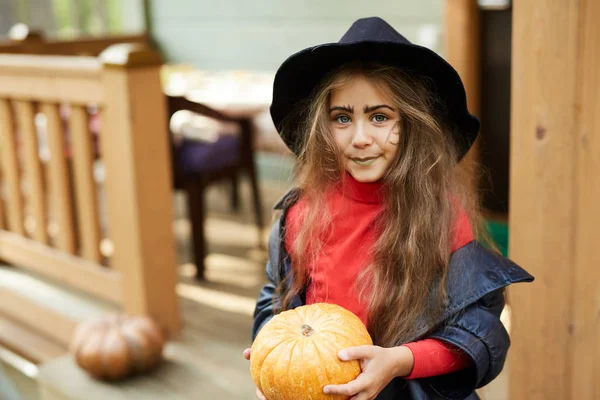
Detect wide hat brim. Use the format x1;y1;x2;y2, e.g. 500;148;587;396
270;40;480;160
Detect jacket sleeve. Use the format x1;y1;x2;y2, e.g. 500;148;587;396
420;288;509;399
251;217;282;341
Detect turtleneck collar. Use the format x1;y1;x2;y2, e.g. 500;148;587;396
336;172;385;204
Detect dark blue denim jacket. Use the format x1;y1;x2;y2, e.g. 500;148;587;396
251;190;534;400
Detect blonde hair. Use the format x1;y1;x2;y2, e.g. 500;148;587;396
279;61;485;346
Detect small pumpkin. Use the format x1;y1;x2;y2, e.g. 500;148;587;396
69;313;165;380
250;303;373;400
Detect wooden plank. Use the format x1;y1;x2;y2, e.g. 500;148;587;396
0;178;4;229
0;43;21;53
0;74;104;105
0;288;77;346
99;46;181;335
41;103;76;254
0;265;117;321
570;0;600;398
508;0;579;395
13;100;49;244
0;99;25;235
40;386;72;400
0;316;65;364
0;54;103;103
39;356;190;400
0;346;39;382
0;230;122;303
0;54;101;77
69;106;102;263
508;0;599;398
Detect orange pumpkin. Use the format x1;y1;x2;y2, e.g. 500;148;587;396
250;303;373;400
69;313;165;380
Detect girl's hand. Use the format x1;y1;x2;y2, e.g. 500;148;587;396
243;348;268;400
323;345;414;400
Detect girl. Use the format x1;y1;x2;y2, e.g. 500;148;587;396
244;17;533;400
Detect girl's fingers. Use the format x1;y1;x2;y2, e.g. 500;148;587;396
243;348;252;360
338;345;376;361
323;373;369;396
256;388;267;399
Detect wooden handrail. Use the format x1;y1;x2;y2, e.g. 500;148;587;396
0;54;101;78
0;54;104;103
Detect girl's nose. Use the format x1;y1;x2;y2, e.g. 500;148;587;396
352;123;373;148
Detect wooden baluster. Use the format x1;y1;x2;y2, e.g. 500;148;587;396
69;105;102;263
0;99;25;235
13;100;49;244
40;103;76;254
99;44;180;335
0;170;4;230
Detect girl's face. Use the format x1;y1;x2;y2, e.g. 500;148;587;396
329;76;400;182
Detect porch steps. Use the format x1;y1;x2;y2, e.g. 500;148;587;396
0;265;118;365
0;316;64;365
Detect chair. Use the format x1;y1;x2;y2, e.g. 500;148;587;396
166;95;264;280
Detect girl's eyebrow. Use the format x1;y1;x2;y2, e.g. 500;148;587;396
329;105;354;113
364;104;395;113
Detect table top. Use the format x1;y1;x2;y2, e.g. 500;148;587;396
161;65;274;119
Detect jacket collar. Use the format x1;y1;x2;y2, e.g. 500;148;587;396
274;188;300;210
444;241;533;314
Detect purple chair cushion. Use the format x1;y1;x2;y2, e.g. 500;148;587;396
176;135;240;176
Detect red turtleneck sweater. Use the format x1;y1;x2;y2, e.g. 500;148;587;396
284;175;473;379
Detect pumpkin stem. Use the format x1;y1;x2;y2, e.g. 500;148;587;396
300;324;314;337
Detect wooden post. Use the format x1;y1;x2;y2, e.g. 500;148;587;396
444;0;481;190
508;0;600;398
444;0;481;117
99;43;181;336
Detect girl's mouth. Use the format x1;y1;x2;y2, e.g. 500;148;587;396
350;156;379;166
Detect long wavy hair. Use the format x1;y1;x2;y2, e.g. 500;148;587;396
278;61;485;347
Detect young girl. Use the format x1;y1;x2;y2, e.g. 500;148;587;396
244;17;533;400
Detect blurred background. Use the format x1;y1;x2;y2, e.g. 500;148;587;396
0;0;597;399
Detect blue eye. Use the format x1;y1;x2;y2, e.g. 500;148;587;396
336;115;351;124
372;114;388;123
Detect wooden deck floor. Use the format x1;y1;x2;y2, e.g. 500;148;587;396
39;297;258;399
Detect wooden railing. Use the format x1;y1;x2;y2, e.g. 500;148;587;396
0;44;180;338
0;24;150;56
